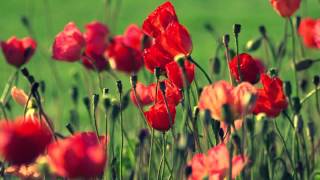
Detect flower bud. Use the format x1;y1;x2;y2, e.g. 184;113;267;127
284;81;292;97
212;57;221;74
83;97;91;115
20;16;30;28
299;79;308;92
233;24;241;35
313;75;319;86
185;165;192;178
116;80;123;94
92;94;99;112
222;104;232;125
292;97;301;114
130;74;138;89
294;114;304;134
232;134;241;151
154;67;161;80
70;86;79;104
204;23;214;33
39;81;46;94
245;38;262;52
307;121;315;141
259;25;267;37
223;34;230;47
246;117;255;135
138;128;149;144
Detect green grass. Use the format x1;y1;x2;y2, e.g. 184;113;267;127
1;0;320;179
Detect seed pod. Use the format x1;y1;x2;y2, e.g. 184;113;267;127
233;24;241;35
259;25;267;37
313;75;320;86
223;34;230;47
212;57;221;74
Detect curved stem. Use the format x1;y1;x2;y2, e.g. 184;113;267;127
288;17;300;97
300;86;320;105
147;129;154;180
188;56;212;84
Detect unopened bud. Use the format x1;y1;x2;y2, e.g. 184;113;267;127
92;94;99;111
233;24;241;35
21;16;30;28
116;80;123;94
307;121;315;141
185;165;192;178
246;117;255;135
212;57;221;74
130;74;138;89
313;75;319;86
154;67;161;80
223;34;230;47
284;81;292;97
222;104;232;125
299;79;308;92
259;25;267;37
83;97;91;113
138;128;149;144
292;97;301;114
294;114;304;134
70;86;79;104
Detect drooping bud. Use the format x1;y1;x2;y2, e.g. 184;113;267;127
307;121;315;141
70;86;79;104
222;104;232;125
246;117;255;135
154;67;161;80
138;128;149;144
299;79;308;92
66;123;75;135
212;57;221;74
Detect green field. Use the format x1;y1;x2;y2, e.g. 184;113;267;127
1;0;320;179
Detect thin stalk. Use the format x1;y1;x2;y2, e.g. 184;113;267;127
223;46;233;85
119;92;124;180
300;86;320;105
147;129;155;180
188;56;212;84
157;133;166;180
288;17;300;97
235;34;243;82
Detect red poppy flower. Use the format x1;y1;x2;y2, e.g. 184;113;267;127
47;132;107;178
52;22;86;62
253;74;288;117
0;116;53;165
157;22;192;58
123;24;144;50
198;81;257;121
144;103;176;132
269;0;301;17
298;17;318;48
165;60;195;89
105;36;143;73
130;82;154;107
143;42;173;73
1;36;37;68
187;143;248;180
229;53;265;84
314;20;320;48
81;21;109;71
142;1;178;38
150;79;183;105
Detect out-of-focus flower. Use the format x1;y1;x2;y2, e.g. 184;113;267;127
130;82;154;107
229;53;265;84
253;74;288;117
105;36;143;73
142;1;178;38
5;160;43;180
52;22;85;62
269;0;301;17
198;81;257;121
298;17;318;48
188;143;248;180
165;60;195;89
123;24;144;50
81;21;109;71
150;79;183;105
47;132;107;178
1;36;37;68
314;20;320;48
144;103;176;132
157;22;192;58
0;117;53;165
11;86;28;106
143;43;172;73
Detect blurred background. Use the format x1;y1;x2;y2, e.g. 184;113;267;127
0;0;319;134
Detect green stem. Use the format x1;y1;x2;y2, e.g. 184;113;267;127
288;17;300;97
188;56;212;84
157;133;165;180
148;129;154;180
300;86;320;105
119;92;123;180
